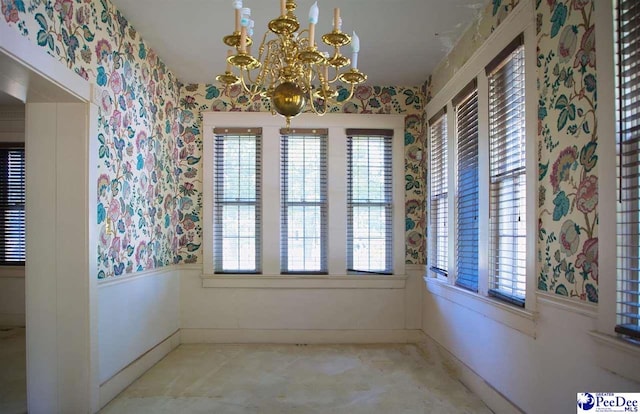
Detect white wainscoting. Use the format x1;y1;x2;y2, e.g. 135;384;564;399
180;264;424;344
97;266;180;406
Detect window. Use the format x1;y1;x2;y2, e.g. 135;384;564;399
213;129;261;273
615;0;640;340
203;113;405;279
280;129;327;273
347;129;393;274
429;110;448;278
424;30;531;314
0;144;25;265
487;36;527;306
454;82;479;292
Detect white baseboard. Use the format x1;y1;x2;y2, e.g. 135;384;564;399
98;330;180;409
415;332;523;414
181;328;423;344
0;313;25;327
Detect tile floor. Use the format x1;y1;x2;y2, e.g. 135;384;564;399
0;327;26;414
0;329;492;414
100;343;492;414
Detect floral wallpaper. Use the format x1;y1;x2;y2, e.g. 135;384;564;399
1;0;182;279
176;83;427;265
536;0;598;302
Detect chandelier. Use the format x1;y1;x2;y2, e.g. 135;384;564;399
216;0;367;128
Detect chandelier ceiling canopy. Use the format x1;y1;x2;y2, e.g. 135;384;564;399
216;0;367;128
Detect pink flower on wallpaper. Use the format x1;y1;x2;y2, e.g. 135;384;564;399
108;198;121;221
182;216;195;231
95;39;112;63
135;241;147;265
550;146;577;192
228;84;242;98
576;238;598;282
110;236;121;255
574;26;596;69
355;85;373;101
54;0;74;25
101;90;112;113
407;231;422;248
576;175;597;214
145;151;155;172
109;71;123;95
136;131;147;151
557;25;577;63
183;129;195;144
1;0;19;24
110;109;121;130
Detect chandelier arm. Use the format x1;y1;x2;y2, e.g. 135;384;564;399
328;66;341;84
341;82;356;102
238;72;257;97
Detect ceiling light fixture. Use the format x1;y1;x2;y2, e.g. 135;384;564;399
216;0;367;128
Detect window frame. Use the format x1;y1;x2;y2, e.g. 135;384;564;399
0;142;25;266
423;0;537;333
346;130;394;275
280;130;328;274
212;129;262;274
428;109;449;280
202;112;406;285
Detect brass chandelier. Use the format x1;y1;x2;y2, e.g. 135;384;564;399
216;0;367;128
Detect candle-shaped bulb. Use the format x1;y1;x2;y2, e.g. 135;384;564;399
241;7;251;27
333;8;341;31
308;2;319;47
232;0;242;9
351;31;360;53
351;31;360;69
248;19;254;37
309;1;319;24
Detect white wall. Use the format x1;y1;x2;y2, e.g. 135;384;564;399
422;290;639;413
98;267;180;384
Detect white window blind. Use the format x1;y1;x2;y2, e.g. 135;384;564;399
454;82;479;291
280;129;328;273
487;36;527;306
429;109;448;278
0;145;25;265
213;129;261;273
347;129;393;274
616;0;640;340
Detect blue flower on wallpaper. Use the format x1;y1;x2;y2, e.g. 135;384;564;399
553;191;569;221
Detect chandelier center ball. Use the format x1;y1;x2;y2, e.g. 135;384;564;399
271;82;306;118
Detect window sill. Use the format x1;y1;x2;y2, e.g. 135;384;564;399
423;277;536;338
588;331;640;383
201;274;407;289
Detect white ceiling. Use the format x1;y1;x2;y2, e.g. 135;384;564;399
110;0;488;86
